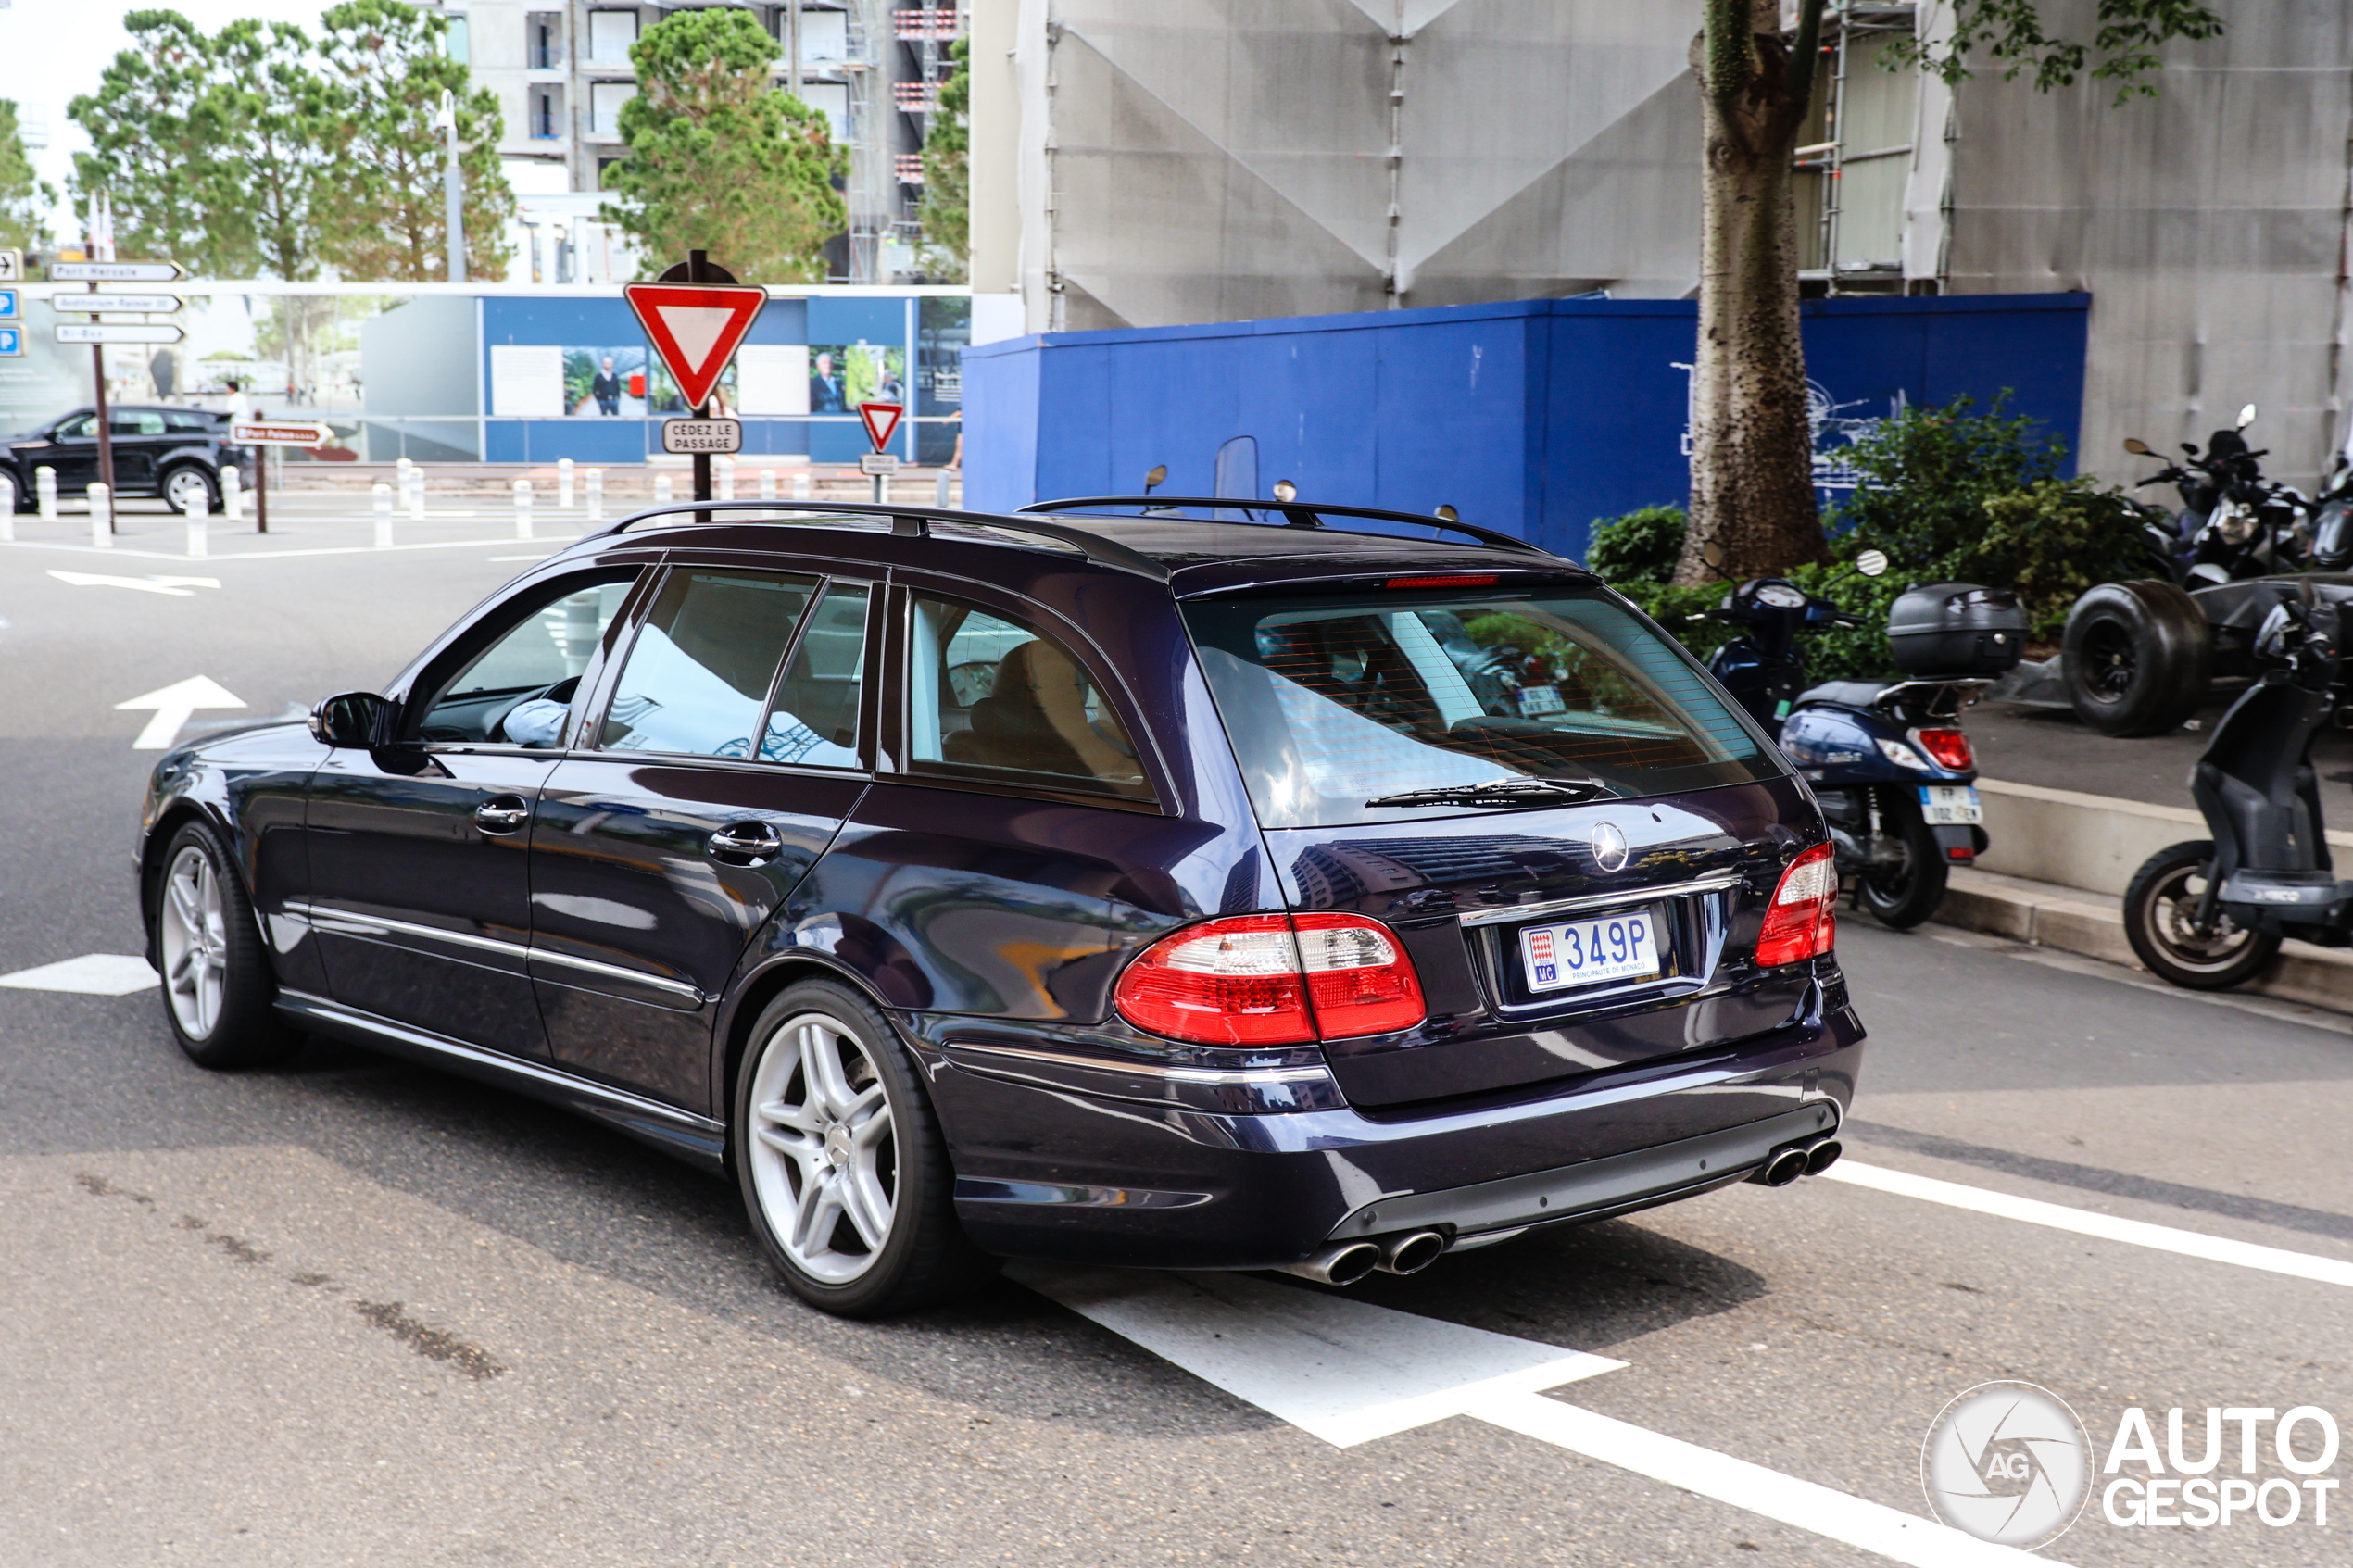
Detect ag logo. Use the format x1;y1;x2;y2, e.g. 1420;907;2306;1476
1921;1381;2091;1548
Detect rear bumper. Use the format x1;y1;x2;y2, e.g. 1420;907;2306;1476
921;1001;1864;1270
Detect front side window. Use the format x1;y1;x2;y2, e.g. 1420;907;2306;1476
1183;584;1781;828
416;575;637;746
907;594;1150;801
600;570;818;758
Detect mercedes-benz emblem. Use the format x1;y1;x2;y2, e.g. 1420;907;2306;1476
1590;821;1629;872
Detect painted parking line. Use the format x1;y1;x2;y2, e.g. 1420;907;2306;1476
1825;1160;2353;1289
1013;1263;2053;1568
5;536;571;563
0;954;157;995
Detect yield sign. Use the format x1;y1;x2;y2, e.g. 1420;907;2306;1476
623;282;767;410
858;401;903;451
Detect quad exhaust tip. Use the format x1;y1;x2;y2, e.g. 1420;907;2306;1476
1753;1147;1811;1187
1377;1230;1446;1276
1806;1138;1843;1175
1276;1239;1384;1287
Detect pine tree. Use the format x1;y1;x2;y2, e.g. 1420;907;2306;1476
0;99;54;252
916;39;968;283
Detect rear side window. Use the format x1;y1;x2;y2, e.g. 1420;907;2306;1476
164;410;219;433
906;594;1151;801
1183;585;1781;828
760;582;869;768
600;570;817;758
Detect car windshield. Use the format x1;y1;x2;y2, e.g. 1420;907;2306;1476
1183;584;1781;828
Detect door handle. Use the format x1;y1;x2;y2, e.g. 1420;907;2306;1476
708;821;783;865
474;796;532;835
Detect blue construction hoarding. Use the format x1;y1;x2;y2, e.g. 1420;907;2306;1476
963;294;2089;559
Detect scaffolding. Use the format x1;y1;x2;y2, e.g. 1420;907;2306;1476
1793;1;1942;295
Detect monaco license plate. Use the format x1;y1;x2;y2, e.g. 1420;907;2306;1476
1919;784;1982;825
1519;910;1661;995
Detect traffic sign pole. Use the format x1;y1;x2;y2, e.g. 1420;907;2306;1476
687;251;715;521
87;280;115;528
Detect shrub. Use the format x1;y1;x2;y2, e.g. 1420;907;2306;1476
1584;504;1689;581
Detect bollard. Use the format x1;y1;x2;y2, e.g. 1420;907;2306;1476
182;491;208;558
791;470;811;501
654;472;673;506
759;468;777;502
36;465;57;521
512;478;534;540
372;482;395;548
88;483;112;547
585;468;604;521
558;457;575;509
407;465;425;521
717;455;736;502
937;470;953;508
220;465;241;523
0;492;10;542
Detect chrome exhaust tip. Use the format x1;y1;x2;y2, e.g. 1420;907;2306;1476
1750;1147;1810;1188
1805;1138;1843;1175
1275;1239;1384;1287
1376;1230;1447;1276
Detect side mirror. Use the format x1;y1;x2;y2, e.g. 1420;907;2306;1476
309;691;397;749
2122;437;2152;456
1702;540;1725;570
1854;547;1890;578
1142;464;1167;494
2237;403;2259;430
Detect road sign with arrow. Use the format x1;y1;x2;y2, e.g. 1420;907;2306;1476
50;260;184;283
49;294;182;315
57;322;184;345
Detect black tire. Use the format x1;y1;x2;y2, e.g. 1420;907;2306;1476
1854;788;1949;929
159;463;222;516
150;821;300;1069
2123;840;2282;990
732;980;996;1317
2062;580;2212;736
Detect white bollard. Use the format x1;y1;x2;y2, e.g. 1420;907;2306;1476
791;470;811;501
760;468;777;502
0;494;10;543
372;482;395;548
937;470;953;508
88;483;112;547
558;457;575;509
654;472;673;506
512;478;534;540
585;468;604;521
36;465;57;521
407;466;425;521
220;465;241;523
717;455;736;502
182;491;208;558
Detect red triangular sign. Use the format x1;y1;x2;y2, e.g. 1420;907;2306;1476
858;401;903;451
623;282;768;411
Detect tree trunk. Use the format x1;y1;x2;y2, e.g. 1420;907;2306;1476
1674;0;1829;586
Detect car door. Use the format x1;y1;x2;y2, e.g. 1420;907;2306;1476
301;569;644;1057
40;412;101;490
108;408;168;493
528;565;878;1111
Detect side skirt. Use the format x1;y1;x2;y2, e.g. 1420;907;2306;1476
275;991;729;1173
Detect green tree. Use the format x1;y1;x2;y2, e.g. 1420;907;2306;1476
209;19;327;282
67;11;234;270
598;7;845;282
0;99;54;251
916;39;969;282
1674;0;2225;586
311;0;512;282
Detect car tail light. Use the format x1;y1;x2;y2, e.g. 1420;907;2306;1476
1912;727;1973;771
1114;913;1425;1045
1755;843;1838;967
1385;574;1496;589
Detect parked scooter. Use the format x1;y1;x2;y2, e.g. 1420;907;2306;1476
1699;548;2025;927
2122;585;2348;989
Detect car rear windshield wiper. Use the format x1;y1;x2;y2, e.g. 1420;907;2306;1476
1365;777;1616;809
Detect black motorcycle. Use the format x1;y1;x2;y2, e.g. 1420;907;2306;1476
2122;403;2311;587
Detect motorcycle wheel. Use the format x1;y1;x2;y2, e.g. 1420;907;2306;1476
2123;840;2281;990
1854;791;1948;929
2061;581;2212;737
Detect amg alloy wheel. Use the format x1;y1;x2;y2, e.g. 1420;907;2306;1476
151;822;298;1068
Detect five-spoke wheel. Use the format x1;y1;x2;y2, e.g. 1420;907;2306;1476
147;821;296;1068
159;842;230;1040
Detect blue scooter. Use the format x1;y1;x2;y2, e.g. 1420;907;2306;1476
1697;551;2015;927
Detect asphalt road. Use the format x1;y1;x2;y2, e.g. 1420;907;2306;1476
3;514;2350;1567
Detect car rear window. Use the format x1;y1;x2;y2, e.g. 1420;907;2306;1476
1182;584;1782;828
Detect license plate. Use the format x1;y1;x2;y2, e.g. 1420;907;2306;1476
1519;910;1661;994
1516;683;1566;717
1919;784;1982;825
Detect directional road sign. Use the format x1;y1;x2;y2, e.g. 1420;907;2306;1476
0;327;19;358
0;249;21;282
660;418;742;455
623;282;767;411
858;401;903;451
57;321;183;345
49;260;184;283
49;294;182;315
230;420;334;446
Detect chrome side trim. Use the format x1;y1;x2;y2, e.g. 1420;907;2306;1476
283;900;530;960
1455;874;1746;929
526;947;706;1006
944;1039;1334;1086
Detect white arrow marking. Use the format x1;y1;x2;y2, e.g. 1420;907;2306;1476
49;571;221;596
114;675;245;749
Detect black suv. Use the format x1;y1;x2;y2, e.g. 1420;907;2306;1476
135;495;1863;1316
3;404;244;514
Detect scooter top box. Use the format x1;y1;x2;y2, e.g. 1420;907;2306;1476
1887;583;2029;676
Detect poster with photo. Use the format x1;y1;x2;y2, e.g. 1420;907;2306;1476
562;345;650;417
806;342;906;418
646;358;740;416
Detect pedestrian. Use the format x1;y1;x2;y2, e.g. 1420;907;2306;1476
592;355;622;416
223;380;252;425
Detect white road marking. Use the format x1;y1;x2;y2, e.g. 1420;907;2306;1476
1826;1160;2353;1288
1013;1264;2055;1567
1912;924;2353;1037
114;674;246;749
8;536;567;563
47;570;221;596
0;954;157;995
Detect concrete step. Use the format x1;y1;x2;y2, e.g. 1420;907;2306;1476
1971;775;2353;897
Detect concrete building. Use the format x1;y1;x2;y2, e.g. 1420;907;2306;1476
970;0;2353;490
459;0;965;282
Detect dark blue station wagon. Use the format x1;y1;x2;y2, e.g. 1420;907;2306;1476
137;496;1862;1315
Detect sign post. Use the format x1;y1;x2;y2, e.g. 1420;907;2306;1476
229;420;333;535
623;251;766;523
49;259;186;533
857;401;904;504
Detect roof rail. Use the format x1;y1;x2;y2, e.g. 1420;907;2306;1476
1018;495;1560;559
590;499;1168;579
